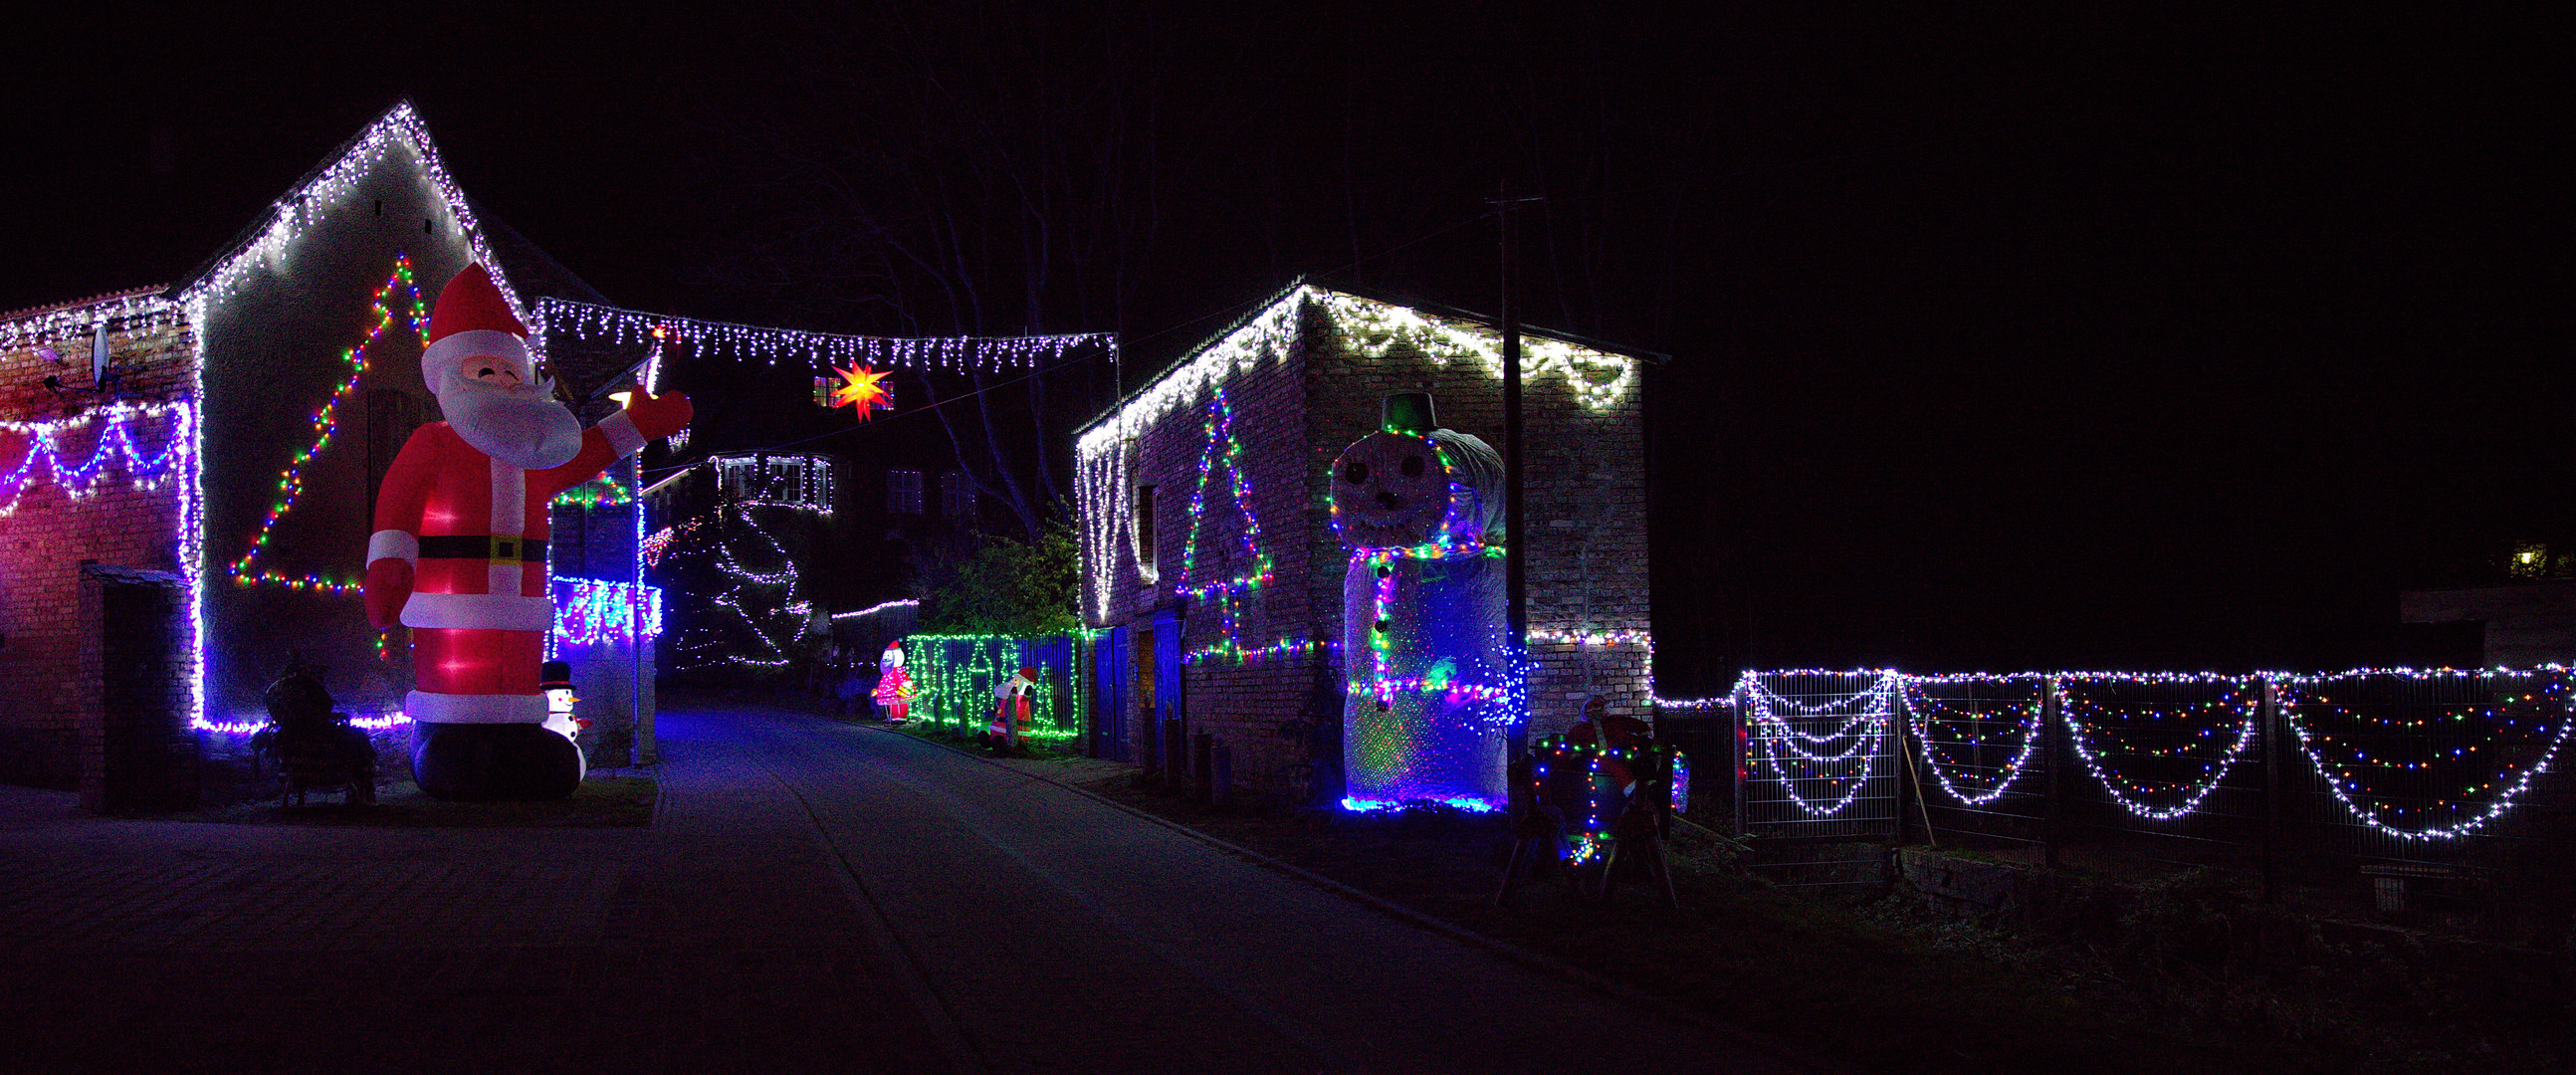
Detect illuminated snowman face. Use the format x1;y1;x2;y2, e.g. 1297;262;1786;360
1332;430;1454;550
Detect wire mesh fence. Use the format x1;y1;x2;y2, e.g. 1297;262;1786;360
1904;674;2051;845
1734;671;1901;841
2274;670;2576;908
1708;668;2576;911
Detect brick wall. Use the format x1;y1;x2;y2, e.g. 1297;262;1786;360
0;304;194;788
1085;290;1652;808
1108;301;1321;805
1299;303;1653;741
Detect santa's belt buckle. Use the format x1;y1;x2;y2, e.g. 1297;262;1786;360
419;534;544;563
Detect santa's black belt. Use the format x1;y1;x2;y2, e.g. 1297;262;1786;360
418;536;547;564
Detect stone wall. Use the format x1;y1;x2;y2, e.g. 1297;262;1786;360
0;302;194;788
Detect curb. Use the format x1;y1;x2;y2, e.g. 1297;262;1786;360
865;724;1860;1075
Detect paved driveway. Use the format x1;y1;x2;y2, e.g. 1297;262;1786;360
0;706;1815;1074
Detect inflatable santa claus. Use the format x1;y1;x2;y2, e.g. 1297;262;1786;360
365;264;690;800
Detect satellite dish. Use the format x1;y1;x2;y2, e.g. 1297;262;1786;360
91;324;109;387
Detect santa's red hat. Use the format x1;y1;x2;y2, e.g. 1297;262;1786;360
1016;667;1038;681
423;263;532;377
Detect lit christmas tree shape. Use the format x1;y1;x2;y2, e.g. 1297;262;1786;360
1173;386;1272;661
230;255;427;593
1332;391;1510;812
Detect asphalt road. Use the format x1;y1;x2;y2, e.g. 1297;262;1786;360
0;706;1815;1074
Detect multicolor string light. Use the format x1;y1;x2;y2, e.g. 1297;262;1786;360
1720;667;2576;840
1171;386;1304;668
550;474;631;509
224;256;426;594
1903;673;2047;806
2277;669;2574;840
550;578;663;647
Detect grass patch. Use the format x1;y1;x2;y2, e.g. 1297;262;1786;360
173;775;656;828
1072;773;2570;1075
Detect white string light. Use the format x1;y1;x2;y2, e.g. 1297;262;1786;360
833;598;921;620
531;297;1112;373
1738;671;1898;817
1073;285;1643;629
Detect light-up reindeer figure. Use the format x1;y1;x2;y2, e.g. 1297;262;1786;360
1331;392;1510;810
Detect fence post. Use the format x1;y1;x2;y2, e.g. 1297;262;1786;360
1890;681;1912;847
2259;677;2281;904
1732;683;1749;841
2042;676;2062;872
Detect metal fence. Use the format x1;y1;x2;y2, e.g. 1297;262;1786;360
904;634;1081;741
1718;668;2576;906
1728;672;1903;892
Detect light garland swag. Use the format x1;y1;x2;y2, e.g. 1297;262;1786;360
1720;667;2576;840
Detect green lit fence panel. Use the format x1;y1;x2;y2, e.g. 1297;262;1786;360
906;634;1081;741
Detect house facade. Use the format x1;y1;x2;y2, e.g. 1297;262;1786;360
0;104;668;802
1075;284;1655;810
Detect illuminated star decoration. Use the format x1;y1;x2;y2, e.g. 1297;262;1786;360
829;362;893;420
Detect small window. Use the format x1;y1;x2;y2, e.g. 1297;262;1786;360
1135;484;1157;573
888;469;925;515
942;471;976;522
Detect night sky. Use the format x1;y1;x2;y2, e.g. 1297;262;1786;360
3;5;2559;693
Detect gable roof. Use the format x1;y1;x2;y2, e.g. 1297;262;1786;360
1074;280;1661;458
145;100;648;404
160;100;601;331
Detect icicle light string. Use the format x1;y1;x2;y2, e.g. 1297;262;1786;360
533;297;1112;374
0;292;181;351
1073;285;1641;632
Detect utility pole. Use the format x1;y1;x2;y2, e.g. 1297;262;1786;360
1493;183;1542;759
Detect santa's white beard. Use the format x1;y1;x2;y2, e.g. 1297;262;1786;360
440;380;583;470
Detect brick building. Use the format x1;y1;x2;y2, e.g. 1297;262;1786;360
1074;284;1656;810
0;103;682;802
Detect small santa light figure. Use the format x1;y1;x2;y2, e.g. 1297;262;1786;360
874;642;914;724
983;666;1038;753
365;264;689;800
